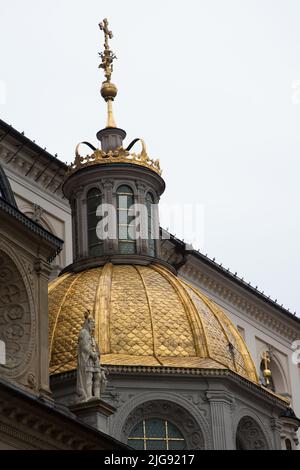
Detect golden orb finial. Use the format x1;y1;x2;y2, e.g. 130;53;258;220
99;18;117;128
261;350;272;387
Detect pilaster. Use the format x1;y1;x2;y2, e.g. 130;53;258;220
206;390;235;449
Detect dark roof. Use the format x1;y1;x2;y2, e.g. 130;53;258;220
281;407;300;424
0;196;63;262
165;231;300;327
0;164;17;207
0;118;67;170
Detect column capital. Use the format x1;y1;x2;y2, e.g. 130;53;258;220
206;390;235;405
34;258;51;277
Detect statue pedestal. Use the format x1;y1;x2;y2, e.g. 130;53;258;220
69;399;116;434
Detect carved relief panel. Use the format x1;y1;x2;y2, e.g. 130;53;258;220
0;250;33;377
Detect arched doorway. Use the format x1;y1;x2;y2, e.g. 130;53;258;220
236;416;269;450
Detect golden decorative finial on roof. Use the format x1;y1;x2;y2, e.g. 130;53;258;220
261;350;272;387
99;18;117;128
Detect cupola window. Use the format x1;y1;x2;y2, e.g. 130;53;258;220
117;185;136;254
146;192;156;257
87;188;103;256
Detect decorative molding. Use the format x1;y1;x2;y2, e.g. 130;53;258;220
110;390;211;449
0;198;63;262
232;406;274;450
122;399;205;450
179;262;300;342
0;382;124;450
0;138;67;199
0;246;35;379
51;365;290;412
236;416;270;450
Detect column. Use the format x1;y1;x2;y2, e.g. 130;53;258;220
34;258;52;398
206;390;235;449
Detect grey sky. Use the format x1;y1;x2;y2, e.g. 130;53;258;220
1;0;300;314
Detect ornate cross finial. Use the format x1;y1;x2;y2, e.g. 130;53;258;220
262;350;270;369
98;18;117;127
99;18;116;83
261;350;272;386
99;18;113;47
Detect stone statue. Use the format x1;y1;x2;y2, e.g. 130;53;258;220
76;310;108;402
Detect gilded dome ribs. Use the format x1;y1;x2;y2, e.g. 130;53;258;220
48;263;259;383
152;264;209;358
49;273;75;360
110;265;153;357
94;263;111;354
48;272;69;295
133;266;163;365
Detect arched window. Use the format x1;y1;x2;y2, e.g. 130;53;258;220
128;418;186;450
285;438;292;450
87;188;103;257
117;185;136;254
146;192;156;257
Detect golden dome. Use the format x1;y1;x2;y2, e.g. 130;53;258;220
48;263;258;383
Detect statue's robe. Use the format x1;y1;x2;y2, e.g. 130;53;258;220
76;328;99;400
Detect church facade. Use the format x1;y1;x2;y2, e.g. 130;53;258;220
0;20;299;450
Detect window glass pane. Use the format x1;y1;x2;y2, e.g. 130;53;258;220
118;210;128;224
87;199;101;213
145;419;165;438
88;214;97;229
118;195;129;209
117;186;136;253
145;193;156;256
119;242;136;254
128;418;186;451
167;422;184;438
127;195;134;209
118;226;128;239
168;440;186;450
147;440;167;450
117;185;133;194
128;439;145;450
88;188;101;198
89;244;103;257
87;188;102;256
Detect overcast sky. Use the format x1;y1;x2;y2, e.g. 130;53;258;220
1;0;300;314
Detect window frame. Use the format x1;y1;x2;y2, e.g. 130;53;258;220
87;187;104;257
117;184;136;254
128;418;186;450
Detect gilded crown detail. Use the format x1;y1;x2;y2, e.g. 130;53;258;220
68;140;161;176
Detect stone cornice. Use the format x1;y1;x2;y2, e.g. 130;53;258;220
4;166;71;214
0;377;127;450
161;234;300;334
51;365;289;410
180;259;300;342
0;197;63;262
0;120;67;199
